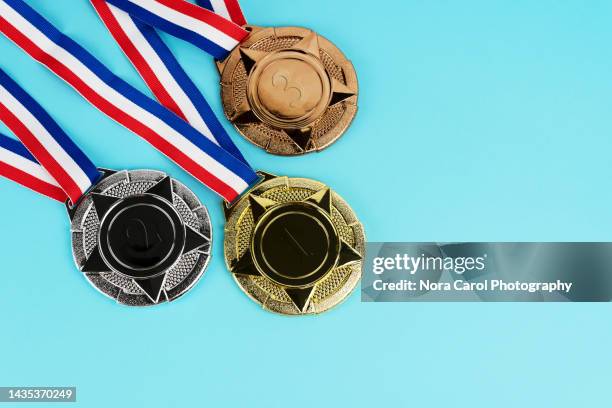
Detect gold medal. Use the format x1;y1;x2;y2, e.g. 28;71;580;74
224;173;365;315
218;26;358;156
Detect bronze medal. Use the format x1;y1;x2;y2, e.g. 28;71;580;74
218;26;358;156
224;173;365;315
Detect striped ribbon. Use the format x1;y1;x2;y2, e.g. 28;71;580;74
90;0;246;163
0;0;259;202
0;68;100;204
0;133;66;201
195;0;246;26
105;0;248;60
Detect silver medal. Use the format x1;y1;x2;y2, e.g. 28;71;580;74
69;169;211;306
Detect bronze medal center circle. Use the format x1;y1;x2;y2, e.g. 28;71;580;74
251;202;340;287
248;51;330;129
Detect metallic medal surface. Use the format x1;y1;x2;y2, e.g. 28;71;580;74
70;169;211;306
224;173;365;315
219;26;358;156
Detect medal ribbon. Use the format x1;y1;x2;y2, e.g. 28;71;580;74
89;0;246;163
103;0;248;60
0;133;66;201
0;0;258;202
0;68;99;203
195;0;246;26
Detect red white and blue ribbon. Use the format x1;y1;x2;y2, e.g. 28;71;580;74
0;133;66;201
0;0;258;203
0;67;100;204
104;0;248;60
90;0;246;163
195;0;246;26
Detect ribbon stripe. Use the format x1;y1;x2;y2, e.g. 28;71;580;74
105;0;248;59
196;0;246;26
0;133;66;201
0;68;99;203
0;0;258;202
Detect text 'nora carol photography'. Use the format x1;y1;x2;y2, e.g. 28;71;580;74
362;243;612;302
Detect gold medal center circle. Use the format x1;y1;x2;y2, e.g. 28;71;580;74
248;51;330;129
251;202;340;287
260;212;329;280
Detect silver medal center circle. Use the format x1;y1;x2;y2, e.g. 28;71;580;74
103;202;179;274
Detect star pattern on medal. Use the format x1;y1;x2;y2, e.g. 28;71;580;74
230;32;356;152
80;177;209;304
230;187;362;313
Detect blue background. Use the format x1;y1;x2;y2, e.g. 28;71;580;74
1;0;611;406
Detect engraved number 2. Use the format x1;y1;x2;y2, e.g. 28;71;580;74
125;218;162;251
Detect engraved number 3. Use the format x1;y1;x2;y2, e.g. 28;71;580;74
272;72;303;107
